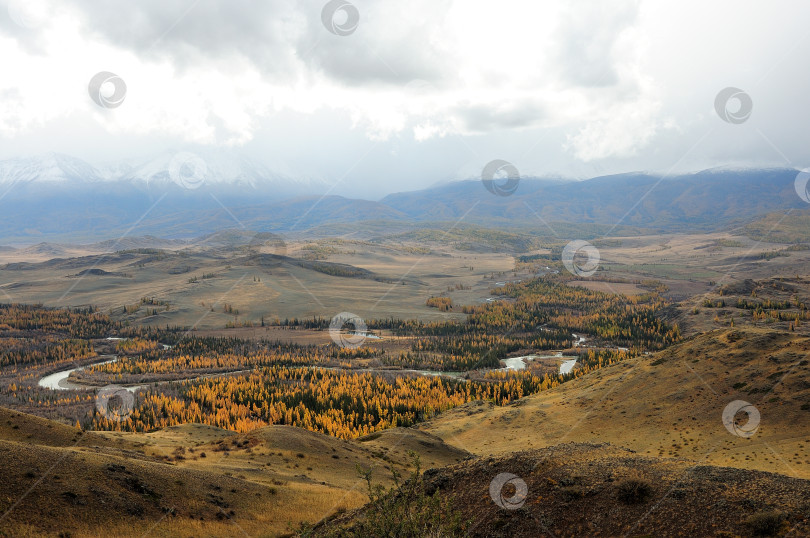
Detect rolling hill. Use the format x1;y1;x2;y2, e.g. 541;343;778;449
418;327;810;479
313;443;810;537
0;408;469;537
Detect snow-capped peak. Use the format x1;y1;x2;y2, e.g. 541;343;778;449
0;153;103;184
118;149;289;189
0;150;328;193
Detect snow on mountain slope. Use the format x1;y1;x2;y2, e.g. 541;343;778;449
0;150;324;192
0;153;103;184
118;150;273;188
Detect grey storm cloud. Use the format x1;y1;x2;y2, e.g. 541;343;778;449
73;0;305;76
2;0;810;194
455;100;547;133
70;0;450;87
551;0;640;88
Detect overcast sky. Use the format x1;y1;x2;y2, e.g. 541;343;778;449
0;0;808;197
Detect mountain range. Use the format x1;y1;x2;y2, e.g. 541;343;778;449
0;153;806;244
0;151;327;189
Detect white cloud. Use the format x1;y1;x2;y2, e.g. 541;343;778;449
0;0;648;142
565;96;664;161
0;0;808;189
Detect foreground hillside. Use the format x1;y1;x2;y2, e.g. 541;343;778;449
419;327;810;479
0;408;467;537
4;407;809;537
313;443;810;537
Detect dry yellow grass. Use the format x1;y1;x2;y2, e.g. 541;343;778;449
567;280;646;295
420;327;810;479
0;407;133;449
99;424;469;489
0;241;514;329
313;442;810;537
0;412;470;536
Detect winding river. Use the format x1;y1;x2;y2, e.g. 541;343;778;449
499;352;577;375
37;338;172;392
38;332;591;390
498;333;588;374
38;356;120;391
